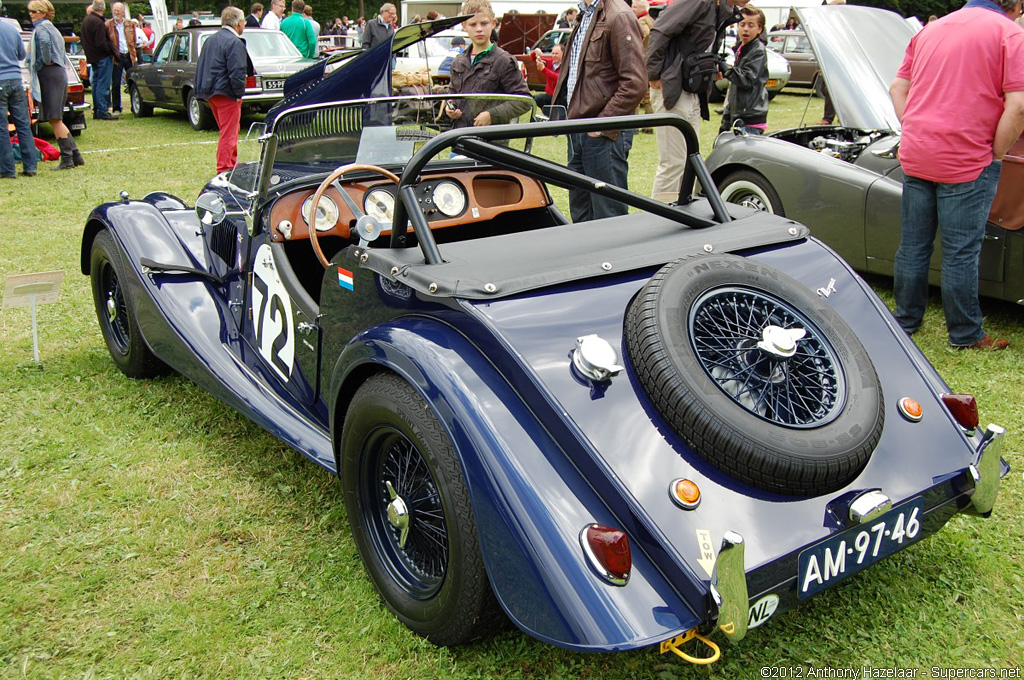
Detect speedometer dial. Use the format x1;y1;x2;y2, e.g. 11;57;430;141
364;188;395;223
432;181;466;217
301;194;339;232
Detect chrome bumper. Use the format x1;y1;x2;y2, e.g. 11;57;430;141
966;423;1006;516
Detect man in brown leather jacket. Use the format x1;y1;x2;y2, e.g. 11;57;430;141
552;0;646;221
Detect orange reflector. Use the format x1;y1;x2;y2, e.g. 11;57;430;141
671;478;701;510
897;397;923;422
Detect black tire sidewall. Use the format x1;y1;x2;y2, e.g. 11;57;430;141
341;374;491;644
90;231;164;379
627;255;883;496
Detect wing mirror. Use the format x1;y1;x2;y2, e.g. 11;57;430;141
195;192;227;226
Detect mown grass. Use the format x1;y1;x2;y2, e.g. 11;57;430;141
0;92;1022;679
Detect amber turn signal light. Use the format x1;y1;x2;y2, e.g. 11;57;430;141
897;397;923;422
670;478;701;510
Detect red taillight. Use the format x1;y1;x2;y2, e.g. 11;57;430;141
942;393;979;431
582;524;631;585
68;84;83;94
246;76;256;89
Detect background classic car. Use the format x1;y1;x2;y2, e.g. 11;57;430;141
126;26;316;130
80;18;1006;663
706;5;1024;306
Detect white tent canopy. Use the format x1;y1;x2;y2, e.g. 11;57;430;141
756;0;827;31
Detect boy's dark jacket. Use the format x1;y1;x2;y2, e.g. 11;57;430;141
722;36;769;129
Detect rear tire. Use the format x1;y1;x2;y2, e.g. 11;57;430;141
130;84;153;117
342;374;502;646
718;169;785;216
89;230;169;379
186;90;215;131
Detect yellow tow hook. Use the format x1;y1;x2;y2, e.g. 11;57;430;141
659;628;721;665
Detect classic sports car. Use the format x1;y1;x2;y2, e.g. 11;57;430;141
126;26;316;130
81;20;1006;663
705;5;1024;306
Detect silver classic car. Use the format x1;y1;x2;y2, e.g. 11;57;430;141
705;5;1024;305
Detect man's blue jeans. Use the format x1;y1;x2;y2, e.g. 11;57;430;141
0;78;38;176
91;57;113;115
893;161;1001;346
567;130;633;222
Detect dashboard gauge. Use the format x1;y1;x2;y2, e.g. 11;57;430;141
432;181;466;218
364;188;395;223
301;194;339;232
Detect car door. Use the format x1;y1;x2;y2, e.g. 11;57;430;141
167;32;192;106
245;237;322;408
141;34;174;104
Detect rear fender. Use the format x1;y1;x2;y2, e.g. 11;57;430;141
327;318;701;651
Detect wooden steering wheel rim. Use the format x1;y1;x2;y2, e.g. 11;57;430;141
308;163;402;269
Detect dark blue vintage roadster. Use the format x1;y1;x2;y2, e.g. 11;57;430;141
80;21;1007;662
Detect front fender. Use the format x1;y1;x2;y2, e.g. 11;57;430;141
327;318;700;651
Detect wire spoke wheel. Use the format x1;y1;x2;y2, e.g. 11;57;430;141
342;374;502;644
99;259;131;356
689;286;844;428
625;254;882;496
362;427;448;598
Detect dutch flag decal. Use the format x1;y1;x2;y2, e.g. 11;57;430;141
338;267;354;291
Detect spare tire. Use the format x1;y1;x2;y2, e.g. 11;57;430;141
625;254;883;497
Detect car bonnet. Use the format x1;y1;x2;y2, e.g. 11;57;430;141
796;5;919;132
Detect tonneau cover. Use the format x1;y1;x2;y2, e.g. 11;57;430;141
358;200;809;299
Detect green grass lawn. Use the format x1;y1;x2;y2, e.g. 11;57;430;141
0;93;1021;679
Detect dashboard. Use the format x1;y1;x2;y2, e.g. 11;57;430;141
269;169;551;243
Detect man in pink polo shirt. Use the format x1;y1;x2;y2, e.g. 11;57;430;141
889;0;1024;350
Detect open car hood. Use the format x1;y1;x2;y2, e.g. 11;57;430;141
797;5;919;132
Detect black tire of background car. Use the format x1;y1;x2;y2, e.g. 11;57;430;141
341;374;503;645
624;254;883;497
186;90;216;131
131;85;153;118
718;170;785;216
90;231;169;379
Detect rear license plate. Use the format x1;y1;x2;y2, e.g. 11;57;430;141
797;497;924;599
766;79;779;88
263;79;286;90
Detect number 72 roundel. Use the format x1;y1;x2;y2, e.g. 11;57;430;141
251;244;296;381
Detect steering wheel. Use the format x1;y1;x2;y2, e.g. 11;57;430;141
307;163;402;269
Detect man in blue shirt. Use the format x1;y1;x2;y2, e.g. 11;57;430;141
0;18;38;177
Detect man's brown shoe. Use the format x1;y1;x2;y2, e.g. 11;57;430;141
955;334;1009;351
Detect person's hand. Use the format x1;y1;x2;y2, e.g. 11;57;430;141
473;110;492;126
531;48;541;61
650;79;662;90
587;131;602;138
446;104;462;119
